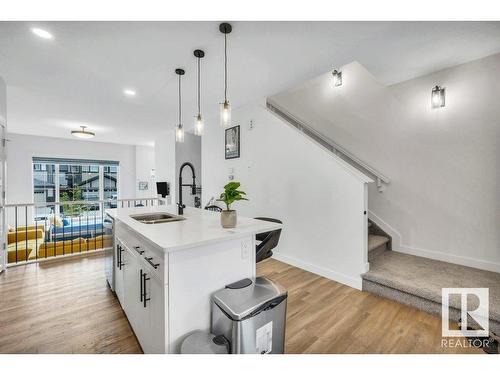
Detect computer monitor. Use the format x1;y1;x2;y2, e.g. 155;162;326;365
156;182;169;198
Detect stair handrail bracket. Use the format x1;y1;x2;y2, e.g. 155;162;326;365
266;99;390;192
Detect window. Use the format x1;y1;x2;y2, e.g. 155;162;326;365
32;157;119;219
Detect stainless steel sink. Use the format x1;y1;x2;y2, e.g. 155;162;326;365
130;212;185;224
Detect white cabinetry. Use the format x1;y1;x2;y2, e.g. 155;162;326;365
114;242;125;306
140;271;165;353
111;215;262;353
116;232;166;354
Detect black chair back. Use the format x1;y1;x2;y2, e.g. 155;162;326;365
205;205;222;212
254;217;282;263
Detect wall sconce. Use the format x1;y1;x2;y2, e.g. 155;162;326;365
431;85;445;108
332;69;342;87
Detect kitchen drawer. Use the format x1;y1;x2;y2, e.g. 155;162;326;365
116;223;166;284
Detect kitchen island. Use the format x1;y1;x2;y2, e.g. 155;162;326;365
106;205;283;353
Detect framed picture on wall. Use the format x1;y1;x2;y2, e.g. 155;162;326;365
225;125;240;159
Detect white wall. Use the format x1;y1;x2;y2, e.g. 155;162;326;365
154;130;176;204
269;53;500;272
202;99;372;289
6;133;137;205
135;145;156;199
175;132;201;208
0;76;6;127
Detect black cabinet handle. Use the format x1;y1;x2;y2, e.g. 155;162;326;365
142;271;151;308
140;269;144;302
117;244;124;270
133;246;144;255
145;256;160;269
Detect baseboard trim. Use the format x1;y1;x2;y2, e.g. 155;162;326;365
394;245;500;274
272;252;362;290
368;210;500;273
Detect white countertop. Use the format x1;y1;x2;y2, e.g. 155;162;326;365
106;205;283;252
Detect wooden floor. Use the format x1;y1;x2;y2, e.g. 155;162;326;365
0;253;141;354
0;254;480;354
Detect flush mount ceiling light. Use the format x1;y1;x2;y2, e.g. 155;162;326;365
219;22;232;128
175;68;185;143
71;126;95;139
123;88;136;97
431;85;445;108
31;27;54;40
332;69;342;87
193;49;205;136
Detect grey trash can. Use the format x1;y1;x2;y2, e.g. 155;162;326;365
180;330;229;354
211;277;287;354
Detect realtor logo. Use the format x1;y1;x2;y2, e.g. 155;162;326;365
441;288;489;337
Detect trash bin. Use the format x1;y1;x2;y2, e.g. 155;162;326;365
180;330;230;354
211;277;288;354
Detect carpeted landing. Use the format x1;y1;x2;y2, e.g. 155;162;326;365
362;250;500;336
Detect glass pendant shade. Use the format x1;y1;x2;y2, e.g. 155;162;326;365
332;69;342;87
431;85;445;108
175;68;185;143
219;23;232;129
193;49;205;137
194;114;204;136
175;124;184;142
220;101;231;128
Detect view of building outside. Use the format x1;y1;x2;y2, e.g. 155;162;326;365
33;163;56;219
33;161;118;219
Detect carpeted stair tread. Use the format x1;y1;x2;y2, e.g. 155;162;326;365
362;251;500;323
368;235;389;252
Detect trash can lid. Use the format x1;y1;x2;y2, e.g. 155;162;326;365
212;277;287;321
180;330;229;354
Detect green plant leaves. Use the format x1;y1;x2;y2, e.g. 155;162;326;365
216;181;249;210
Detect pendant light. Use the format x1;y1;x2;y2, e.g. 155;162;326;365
193;49;205;136
175;68;185;143
219;22;232;128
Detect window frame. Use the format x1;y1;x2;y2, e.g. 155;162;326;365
32;159;120;207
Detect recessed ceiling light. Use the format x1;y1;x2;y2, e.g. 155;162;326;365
124;89;136;97
31;27;54;40
71;126;95;139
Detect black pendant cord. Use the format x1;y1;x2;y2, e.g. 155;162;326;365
178;74;182;126
224;33;228;103
197;57;201;115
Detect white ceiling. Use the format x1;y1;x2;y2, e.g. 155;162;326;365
1;21;500;146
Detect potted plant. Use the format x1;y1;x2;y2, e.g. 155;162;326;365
217;181;248;228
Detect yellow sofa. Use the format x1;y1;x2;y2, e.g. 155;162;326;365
86;235;113;250
7;228;44;263
32;238;88;260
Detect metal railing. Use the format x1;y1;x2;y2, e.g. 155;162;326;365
4;197;165;265
266;99;390;191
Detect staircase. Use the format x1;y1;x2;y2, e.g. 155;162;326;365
363;221;500;351
267;96;500;351
367;220;391;262
368;235;389;262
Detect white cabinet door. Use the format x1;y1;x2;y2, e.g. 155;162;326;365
123;247;142;335
114;242;125;306
141;271;165;353
118;237;167;354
